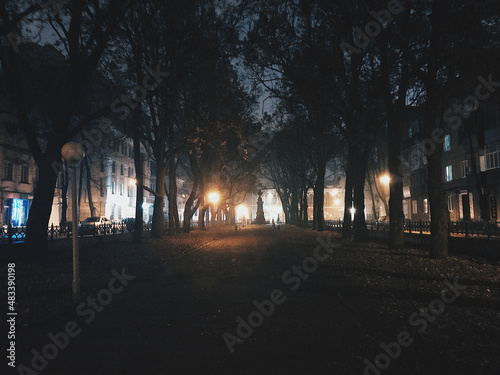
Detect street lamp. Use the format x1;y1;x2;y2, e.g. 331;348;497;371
208;192;220;226
208;191;220;204
379;175;391;185
61;142;85;302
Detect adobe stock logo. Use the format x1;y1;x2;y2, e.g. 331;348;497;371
362;278;467;375
339;0;404;57
5;0;70;54
442;74;499;130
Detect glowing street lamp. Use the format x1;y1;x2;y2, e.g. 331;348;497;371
379;175;391;185
61;142;85;302
208;192;220;204
208;192;220;226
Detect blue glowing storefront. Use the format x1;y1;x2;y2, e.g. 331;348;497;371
1;197;31;227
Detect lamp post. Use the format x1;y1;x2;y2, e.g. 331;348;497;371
61;142;85;301
208;192;220;226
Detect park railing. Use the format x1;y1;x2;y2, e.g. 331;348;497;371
325;219;500;239
0;220;204;244
1;222;142;244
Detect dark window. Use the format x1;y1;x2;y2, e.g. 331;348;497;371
4;161;13;180
121;164;124;176
20;164;29;183
112;161;116;173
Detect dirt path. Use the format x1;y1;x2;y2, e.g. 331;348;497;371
5;225;500;375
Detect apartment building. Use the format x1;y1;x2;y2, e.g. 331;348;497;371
0;115;37;227
0;113;153;227
399;100;500;222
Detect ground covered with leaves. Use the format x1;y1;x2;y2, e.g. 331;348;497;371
1;225;499;374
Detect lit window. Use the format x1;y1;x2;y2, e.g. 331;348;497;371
412;200;418;214
485;143;500;170
447;195;454;211
120;183;124;195
444;134;451;152
423;198;428;214
445;165;453;182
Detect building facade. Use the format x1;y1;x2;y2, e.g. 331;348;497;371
0;115;153;228
0;116;37;227
397;100;500;222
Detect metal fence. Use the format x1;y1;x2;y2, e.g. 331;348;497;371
1;222;141;244
325;219;500;239
0;220;204;244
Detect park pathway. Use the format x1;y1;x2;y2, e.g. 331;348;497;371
15;225;370;375
13;225;497;375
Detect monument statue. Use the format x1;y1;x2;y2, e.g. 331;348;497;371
254;190;266;224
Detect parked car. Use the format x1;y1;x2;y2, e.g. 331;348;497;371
121;218;135;232
78;216;111;235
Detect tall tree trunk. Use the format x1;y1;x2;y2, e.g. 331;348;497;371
183;179;199;233
60;163;69;227
151;166;166;238
388;111;405;249
314;160;326;231
423;0;449;259
302;186;308;226
200;194;206;230
85;157;95;217
290;191;298;225
424;105;449;258
352;152;369;242
367;173;378;221
468;131;489;220
342;147;355;238
168;159;179;234
371;170;389;219
133;107;144;243
312;190;317;229
25;161;58;252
